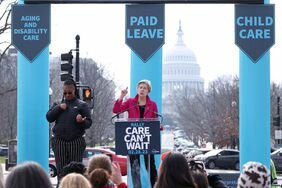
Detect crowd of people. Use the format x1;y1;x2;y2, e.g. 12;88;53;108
0;79;275;188
0;152;276;188
2;154;127;188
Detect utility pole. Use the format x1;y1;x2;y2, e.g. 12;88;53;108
273;96;281;146
60;35;94;108
278;96;280;118
278;96;281;145
75;35;80;83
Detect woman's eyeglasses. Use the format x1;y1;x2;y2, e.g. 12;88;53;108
63;92;73;95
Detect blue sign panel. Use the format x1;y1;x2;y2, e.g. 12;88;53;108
235;4;275;63
11;5;50;62
126;4;164;62
115;120;161;155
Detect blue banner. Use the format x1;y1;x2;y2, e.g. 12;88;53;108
11;5;50;62
126;4;164;62
235;4;275;63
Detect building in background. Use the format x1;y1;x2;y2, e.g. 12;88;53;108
162;21;204;115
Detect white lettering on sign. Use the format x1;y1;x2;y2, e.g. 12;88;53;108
127;16;163;39
236;16;273;26
239;29;270;39
124;126;152;150
21;16;40;22
14;15;48;41
127;29;163;39
236;16;273;40
130;16;158;26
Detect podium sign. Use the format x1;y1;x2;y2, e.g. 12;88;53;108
115;119;161;155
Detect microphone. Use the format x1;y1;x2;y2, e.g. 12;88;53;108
111;103;139;125
145;107;163;124
61;95;65;103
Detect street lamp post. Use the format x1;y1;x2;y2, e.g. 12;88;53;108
231;100;239;149
49;87;53;157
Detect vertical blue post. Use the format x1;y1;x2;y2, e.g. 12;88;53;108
17;1;50;172
130;50;162;112
239;0;270;170
239;53;270;167
129;50;162;188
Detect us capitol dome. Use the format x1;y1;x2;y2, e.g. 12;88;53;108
162;21;204;98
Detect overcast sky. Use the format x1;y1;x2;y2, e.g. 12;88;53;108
2;0;281;90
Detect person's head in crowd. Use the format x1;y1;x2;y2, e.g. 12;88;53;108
5;161;53;188
237;161;270;188
60;161;87;179
189;160;209;188
87;154;116;188
189;160;227;188
59;173;91;188
191;170;208;188
89;168;111;188
88;154;112;175
155;152;197;188
63;79;77;101
137;80;152;97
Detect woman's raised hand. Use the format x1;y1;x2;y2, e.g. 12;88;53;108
119;87;128;100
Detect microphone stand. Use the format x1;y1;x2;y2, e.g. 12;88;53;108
145;107;163;124
111;103;139;125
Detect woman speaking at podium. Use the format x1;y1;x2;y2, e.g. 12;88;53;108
113;80;158;188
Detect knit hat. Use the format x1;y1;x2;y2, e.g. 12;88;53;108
237;161;270;188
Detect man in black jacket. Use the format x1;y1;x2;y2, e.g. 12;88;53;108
46;79;92;184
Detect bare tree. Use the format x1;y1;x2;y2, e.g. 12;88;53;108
49;57;116;146
270;82;282;147
0;0;16;62
79;58;116;146
170;76;239;149
205;76;239;148
0;50;17;143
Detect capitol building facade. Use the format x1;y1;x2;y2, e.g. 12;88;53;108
162;22;204;114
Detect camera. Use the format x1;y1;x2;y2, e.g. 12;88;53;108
188;160;206;173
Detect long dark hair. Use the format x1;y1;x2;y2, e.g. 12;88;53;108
5;161;53;188
191;169;208;188
155;152;197;188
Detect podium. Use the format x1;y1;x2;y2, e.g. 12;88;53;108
115;118;161;188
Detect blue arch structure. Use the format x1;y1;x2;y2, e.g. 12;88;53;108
15;0;272;183
129;50;162;188
17;50;50;171
239;0;271;171
17;0;49;172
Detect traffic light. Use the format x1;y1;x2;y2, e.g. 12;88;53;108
273;115;280;127
82;87;93;101
60;52;73;81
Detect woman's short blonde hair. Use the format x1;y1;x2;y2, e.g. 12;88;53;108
59;173;91;188
137;80;152;92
